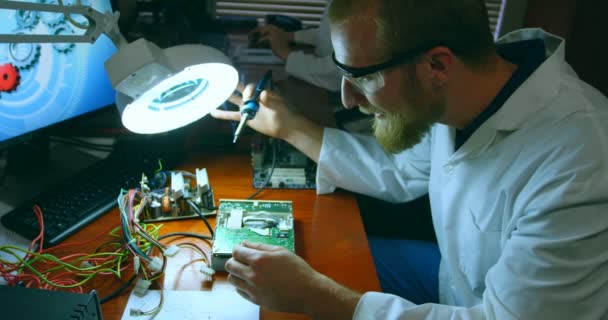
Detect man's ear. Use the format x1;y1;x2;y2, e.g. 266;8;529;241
422;46;453;89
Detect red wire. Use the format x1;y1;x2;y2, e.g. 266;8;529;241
0;205;45;281
31;205;44;252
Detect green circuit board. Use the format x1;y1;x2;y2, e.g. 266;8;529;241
211;199;295;271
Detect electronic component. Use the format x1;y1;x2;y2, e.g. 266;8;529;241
0;286;102;320
200;265;216;282
211;199;295;271
140;168;216;222
164;244;181;257
251;134;317;189
133;279;153;297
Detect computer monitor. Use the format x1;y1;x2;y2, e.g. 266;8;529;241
0;0;117;148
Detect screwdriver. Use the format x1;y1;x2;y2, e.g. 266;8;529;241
233;70;273;143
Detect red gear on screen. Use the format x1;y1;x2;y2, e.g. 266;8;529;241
0;63;21;93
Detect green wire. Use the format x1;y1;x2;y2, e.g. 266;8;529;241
154;159;164;174
1;247;120;288
0;187;168;291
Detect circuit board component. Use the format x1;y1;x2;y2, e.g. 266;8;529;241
211;199;295;271
141;168;216;222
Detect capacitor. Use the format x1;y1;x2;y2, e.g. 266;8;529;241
148;200;162;219
161;187;171;214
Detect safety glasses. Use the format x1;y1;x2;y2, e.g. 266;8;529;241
332;44;438;94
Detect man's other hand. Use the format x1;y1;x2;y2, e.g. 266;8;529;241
225;241;321;313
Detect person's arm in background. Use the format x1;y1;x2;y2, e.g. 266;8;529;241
251;11;342;92
252;25;295;60
285;53;342;92
249;20;322;59
285;7;341;91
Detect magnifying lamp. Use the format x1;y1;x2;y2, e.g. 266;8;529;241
0;0;239;134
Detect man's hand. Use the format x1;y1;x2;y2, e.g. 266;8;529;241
225;241;322;313
210;84;297;140
225;241;362;319
249;25;294;60
211;81;324;162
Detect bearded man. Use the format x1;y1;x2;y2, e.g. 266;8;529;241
211;0;608;319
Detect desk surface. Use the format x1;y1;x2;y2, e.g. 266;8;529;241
48;148;380;319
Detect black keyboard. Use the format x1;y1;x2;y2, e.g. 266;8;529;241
1;154;158;247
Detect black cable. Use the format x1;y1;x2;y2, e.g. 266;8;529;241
186;200;215;238
51;140;114;152
52;136;114;148
49;141;114;153
54;136;115;148
100;232;167;304
247;137;277;199
50;137;114;152
100;274;137;304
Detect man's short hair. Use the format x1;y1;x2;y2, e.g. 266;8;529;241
329;0;496;67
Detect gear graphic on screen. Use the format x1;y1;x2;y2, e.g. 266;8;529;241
0;0;117;146
7;42;41;70
7;36;41;70
39;0;67;27
0;63;21;93
15;10;40;30
51;23;76;53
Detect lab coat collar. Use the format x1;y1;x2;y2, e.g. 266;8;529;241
447;29;567;162
486;28;566;131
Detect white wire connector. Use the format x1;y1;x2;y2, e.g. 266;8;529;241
133;256;140;275
148;256;163;273
200;265;215;282
133;279;152;297
164;245;180;257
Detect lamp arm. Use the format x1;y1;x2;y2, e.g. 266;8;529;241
0;0;126;48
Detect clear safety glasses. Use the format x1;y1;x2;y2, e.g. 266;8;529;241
331;44;439;94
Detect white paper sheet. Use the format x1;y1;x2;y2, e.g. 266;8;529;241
121;287;260;320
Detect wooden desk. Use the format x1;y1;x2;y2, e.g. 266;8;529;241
50;148;380;319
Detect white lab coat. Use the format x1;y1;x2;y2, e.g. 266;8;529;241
285;2;342;92
316;28;608;319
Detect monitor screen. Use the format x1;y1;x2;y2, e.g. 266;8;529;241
0;0;117;147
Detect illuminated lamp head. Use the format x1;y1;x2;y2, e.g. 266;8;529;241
105;39;239;134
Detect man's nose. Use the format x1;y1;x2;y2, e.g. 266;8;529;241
341;78;368;110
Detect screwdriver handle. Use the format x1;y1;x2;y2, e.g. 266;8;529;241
233;70;272;143
241;70;273;117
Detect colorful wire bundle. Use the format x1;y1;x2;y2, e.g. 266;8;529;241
1;170;215;317
0;205;144;292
